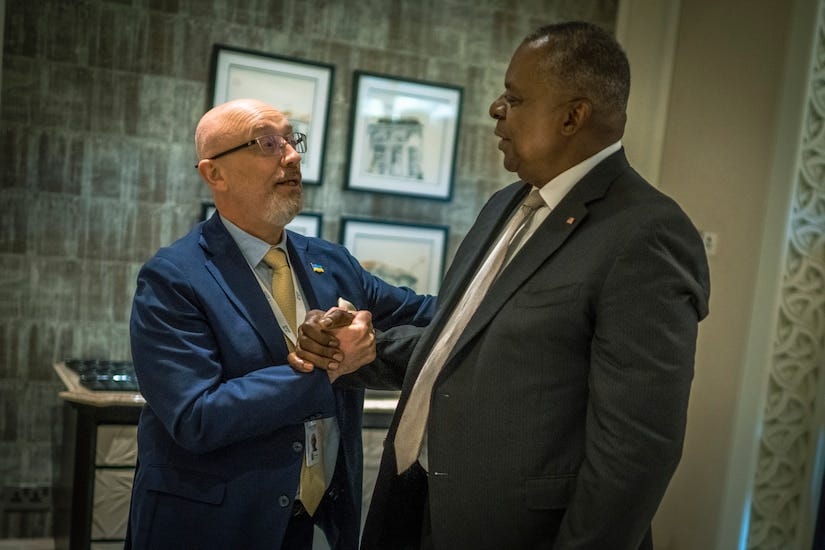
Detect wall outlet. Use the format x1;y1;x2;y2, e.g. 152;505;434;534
700;230;718;256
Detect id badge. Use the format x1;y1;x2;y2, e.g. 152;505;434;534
305;420;321;467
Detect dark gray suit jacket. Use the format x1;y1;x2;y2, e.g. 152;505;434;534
360;149;710;550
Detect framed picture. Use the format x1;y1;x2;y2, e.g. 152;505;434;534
201;202;216;222
201;202;322;238
345;71;462;200
209;45;334;185
285;212;323;238
340;218;448;294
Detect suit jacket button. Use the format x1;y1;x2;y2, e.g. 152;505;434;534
293;441;303;453
278;494;291;508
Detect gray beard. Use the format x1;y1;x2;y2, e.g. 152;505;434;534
267;192;303;227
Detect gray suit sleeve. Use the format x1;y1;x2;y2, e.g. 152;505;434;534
336;324;425;390
554;208;710;549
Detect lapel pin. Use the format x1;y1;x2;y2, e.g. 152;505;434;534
566;217;576;225
311;263;325;273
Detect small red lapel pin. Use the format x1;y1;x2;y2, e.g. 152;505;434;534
566;217;576;225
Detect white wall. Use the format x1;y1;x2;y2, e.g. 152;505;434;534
617;0;820;548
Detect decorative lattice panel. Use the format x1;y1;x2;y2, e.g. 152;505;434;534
747;5;825;549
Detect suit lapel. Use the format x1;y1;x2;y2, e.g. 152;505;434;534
399;183;529;388
286;232;321;310
199;216;287;361
444;149;629;368
438;185;526;314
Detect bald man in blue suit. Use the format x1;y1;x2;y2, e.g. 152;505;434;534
125;98;435;550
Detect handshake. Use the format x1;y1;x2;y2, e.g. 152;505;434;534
288;298;377;382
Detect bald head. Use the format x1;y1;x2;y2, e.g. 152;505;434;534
194;98;303;244
195;98;289;161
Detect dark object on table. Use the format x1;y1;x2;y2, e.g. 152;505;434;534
65;358;140;392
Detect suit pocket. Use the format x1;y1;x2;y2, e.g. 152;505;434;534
142;464;226;505
514;283;580;308
524;474;576;510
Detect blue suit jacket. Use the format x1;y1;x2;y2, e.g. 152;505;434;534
126;214;435;550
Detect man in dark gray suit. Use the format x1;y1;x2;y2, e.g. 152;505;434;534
293;21;710;550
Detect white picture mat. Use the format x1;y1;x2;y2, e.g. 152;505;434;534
347;73;460;199
342;220;446;294
286;213;322;238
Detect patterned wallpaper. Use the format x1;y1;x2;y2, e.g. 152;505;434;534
0;0;618;537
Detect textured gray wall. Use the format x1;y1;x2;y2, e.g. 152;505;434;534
0;0;617;537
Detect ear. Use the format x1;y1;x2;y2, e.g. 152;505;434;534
197;160;228;192
560;99;592;136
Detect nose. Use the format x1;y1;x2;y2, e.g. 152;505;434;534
281;143;301;165
489;96;506;120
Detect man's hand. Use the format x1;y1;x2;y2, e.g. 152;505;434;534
287;305;377;381
325;310;376;382
288;308;354;372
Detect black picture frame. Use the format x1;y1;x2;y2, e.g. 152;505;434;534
284;211;323;238
344;71;462;200
201;202;323;238
208;44;334;185
340;217;448;294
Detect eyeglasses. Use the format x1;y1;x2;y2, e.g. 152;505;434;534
196;132;307;167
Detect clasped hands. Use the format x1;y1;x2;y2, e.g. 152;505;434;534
287;300;376;382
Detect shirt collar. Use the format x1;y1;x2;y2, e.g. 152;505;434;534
536;140;622;208
219;216;288;267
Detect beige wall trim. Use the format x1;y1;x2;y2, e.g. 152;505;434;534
718;0;824;548
615;0;681;187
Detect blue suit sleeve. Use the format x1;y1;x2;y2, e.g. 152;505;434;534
332;247;436;389
339;245;436;331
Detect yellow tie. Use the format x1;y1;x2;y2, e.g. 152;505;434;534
263;248;326;514
299;422;326;515
263;248;296;352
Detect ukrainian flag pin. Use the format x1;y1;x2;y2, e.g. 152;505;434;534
311;263;325;273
